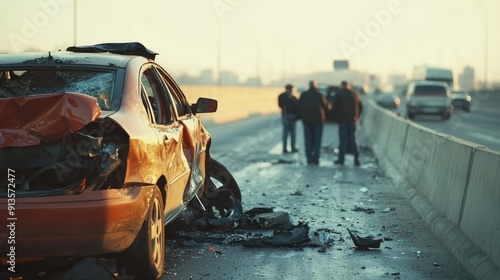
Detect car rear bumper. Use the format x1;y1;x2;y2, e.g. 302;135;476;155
0;185;156;263
452;99;470;108
408;105;451;115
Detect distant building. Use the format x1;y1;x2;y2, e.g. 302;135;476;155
199;69;214;85
176;72;199;85
458;66;475;91
242;77;262;87
219;71;239;86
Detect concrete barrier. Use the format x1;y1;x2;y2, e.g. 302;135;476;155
382;114;409;169
364;98;500;280
460;148;500;270
363;100;408;169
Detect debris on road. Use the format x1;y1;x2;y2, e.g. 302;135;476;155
381;207;391;213
242;222;311;247
347;228;383;249
242;210;295;230
170;206;343;250
352;202;375;214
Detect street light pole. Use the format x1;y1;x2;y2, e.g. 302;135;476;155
475;0;488;88
73;0;77;46
217;20;222;86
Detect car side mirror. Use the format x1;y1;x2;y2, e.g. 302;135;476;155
191;97;218;114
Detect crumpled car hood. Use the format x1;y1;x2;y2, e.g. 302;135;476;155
0;92;101;148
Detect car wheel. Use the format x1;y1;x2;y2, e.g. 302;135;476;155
199;158;242;222
205;158;241;201
122;187;164;280
407;113;414;120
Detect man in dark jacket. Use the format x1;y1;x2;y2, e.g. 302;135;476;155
298;80;331;164
332;80;363;166
278;84;300;153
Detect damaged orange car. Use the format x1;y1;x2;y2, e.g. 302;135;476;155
0;42;240;279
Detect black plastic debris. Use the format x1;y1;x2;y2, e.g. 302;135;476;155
171;204;342;250
251;211;294;230
347;228;383;249
67;42;158;60
242;223;311;247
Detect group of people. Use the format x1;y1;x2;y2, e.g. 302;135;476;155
278;80;363;166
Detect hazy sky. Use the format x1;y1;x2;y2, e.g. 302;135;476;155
1;0;498;85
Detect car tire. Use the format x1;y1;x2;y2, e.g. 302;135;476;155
121;187;164;280
205;158;241;201
407;113;414;120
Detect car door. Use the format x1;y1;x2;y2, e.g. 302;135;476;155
140;66;190;220
155;66;207;203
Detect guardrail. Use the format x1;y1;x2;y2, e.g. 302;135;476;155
362;98;500;280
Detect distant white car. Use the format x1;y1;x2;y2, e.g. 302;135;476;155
405;80;453;120
451;90;472;112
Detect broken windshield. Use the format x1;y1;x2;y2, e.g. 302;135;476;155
0;68;115;110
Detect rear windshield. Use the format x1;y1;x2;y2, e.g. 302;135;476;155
414;85;447;96
0;68;115;110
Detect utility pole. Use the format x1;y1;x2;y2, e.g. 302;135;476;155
73;0;77;46
475;0;488;88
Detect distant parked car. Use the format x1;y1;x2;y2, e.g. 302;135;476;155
405;80;453;120
0;42;240;280
376;93;400;110
317;84;339;122
451;90;472;112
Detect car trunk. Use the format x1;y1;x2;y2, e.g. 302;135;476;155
0;92;128;198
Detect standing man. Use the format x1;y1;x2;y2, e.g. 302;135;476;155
278;84;300;153
332;81;363;166
298;80;331;165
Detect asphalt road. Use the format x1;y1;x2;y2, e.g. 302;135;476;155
161;115;473;280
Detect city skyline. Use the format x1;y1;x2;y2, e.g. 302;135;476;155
173;65;481;93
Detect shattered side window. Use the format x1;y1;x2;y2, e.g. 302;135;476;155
0;69;115;110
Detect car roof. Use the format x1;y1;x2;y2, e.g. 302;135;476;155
0;51;147;68
0;51;146;67
0;43;157;68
